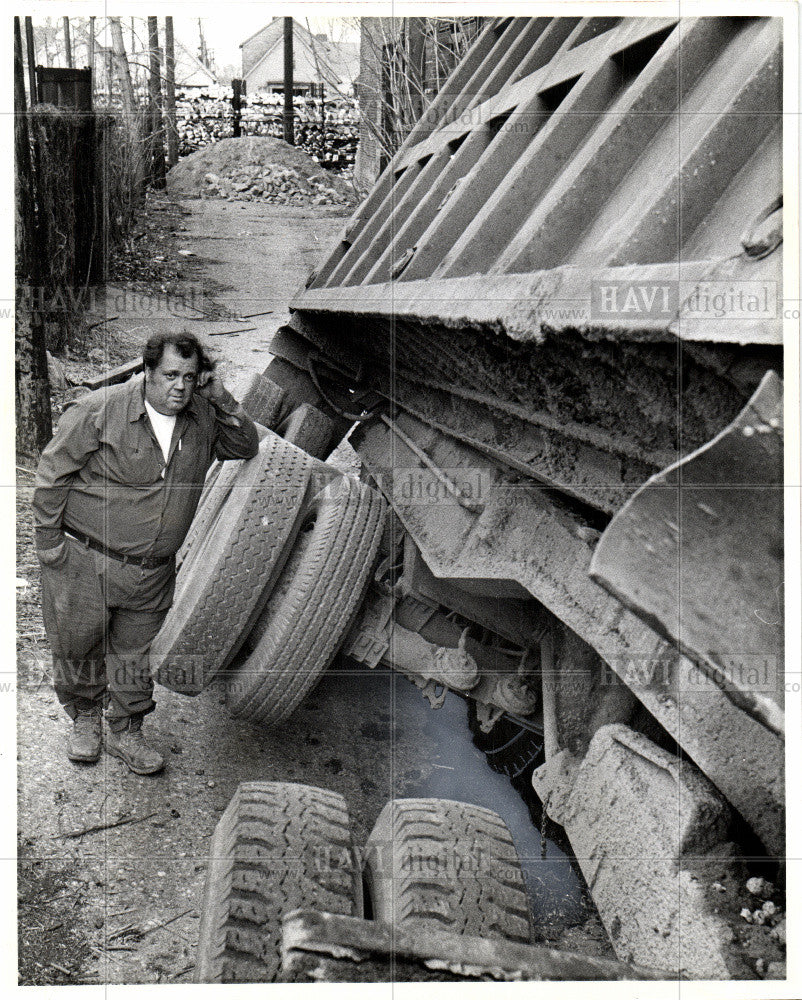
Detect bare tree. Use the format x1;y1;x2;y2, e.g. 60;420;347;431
109;17;136;114
148;16;166;187
14;16;51;455
354;17;483;162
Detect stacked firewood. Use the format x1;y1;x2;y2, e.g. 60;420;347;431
176;90;360;168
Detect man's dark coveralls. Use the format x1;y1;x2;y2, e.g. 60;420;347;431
32;372;259;731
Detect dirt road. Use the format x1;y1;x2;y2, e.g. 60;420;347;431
17;193;602;986
17;195;396;986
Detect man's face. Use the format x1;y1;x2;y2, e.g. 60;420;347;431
144;345;199;415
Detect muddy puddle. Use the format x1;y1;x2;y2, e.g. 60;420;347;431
328;660;591;930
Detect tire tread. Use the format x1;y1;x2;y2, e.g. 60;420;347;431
364;797;534;945
195;781;362;983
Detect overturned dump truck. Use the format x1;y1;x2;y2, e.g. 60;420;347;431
156;15;786;982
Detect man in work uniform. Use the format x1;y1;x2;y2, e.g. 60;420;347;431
33;332;259;775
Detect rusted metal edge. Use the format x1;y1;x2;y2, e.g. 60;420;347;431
378;412;484;513
280;909;678;981
293;261;781;346
589;371;784;736
350;418;784;855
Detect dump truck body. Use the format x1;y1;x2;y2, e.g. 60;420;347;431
259;15;784;977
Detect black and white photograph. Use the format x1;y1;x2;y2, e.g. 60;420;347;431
10;4;799;993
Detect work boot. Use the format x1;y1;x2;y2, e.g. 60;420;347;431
67;709;102;763
105;717;164;775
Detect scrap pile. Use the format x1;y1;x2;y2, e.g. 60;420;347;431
202;166;349;206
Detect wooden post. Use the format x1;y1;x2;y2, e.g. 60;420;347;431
131;17;138;93
63;16;72;68
106;49;113;102
148;16;166;188
232;78;242;138
24;17;37;104
14;16;52;456
320;82;326;157
283;17;294;145
164;16;178;166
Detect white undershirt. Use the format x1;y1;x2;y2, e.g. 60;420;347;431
144;400;177;470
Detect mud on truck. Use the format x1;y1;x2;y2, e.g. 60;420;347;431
152;15;786;983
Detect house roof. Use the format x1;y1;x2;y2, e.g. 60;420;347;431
243;20;346;92
174;38;218;86
240;20;279;49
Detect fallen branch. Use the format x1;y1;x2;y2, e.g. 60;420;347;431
56;810;158;839
146;907;194;933
137;907;195;939
178;301;215;317
106;921;137;941
82;357;144;391
208;326;255;337
89;945;126;965
86;316;120;329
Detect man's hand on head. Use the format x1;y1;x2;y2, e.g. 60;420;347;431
195;370;228;405
195;370;245;423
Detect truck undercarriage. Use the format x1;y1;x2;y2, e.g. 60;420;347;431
262;14;785;979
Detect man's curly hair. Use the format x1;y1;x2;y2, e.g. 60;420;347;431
143;332;214;374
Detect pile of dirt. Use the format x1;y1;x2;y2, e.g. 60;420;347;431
166;137;355;207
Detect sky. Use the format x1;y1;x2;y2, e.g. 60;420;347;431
172;15;359;71
22;10;361;75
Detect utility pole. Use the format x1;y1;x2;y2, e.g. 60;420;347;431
131;17;138;92
164;16;178;167
406;18;426;121
63;16;72;68
24;17;37;104
197;18;208;67
148;16;166;188
283;17;294;145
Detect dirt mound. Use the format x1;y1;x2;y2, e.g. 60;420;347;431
166;137;355;207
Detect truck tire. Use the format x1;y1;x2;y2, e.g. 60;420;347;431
194;781;363;983
181;420;272;570
226;476;386;725
363;798;534;944
278;403;334;458
240;372;286;430
152;432;313;694
177;458;243;570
